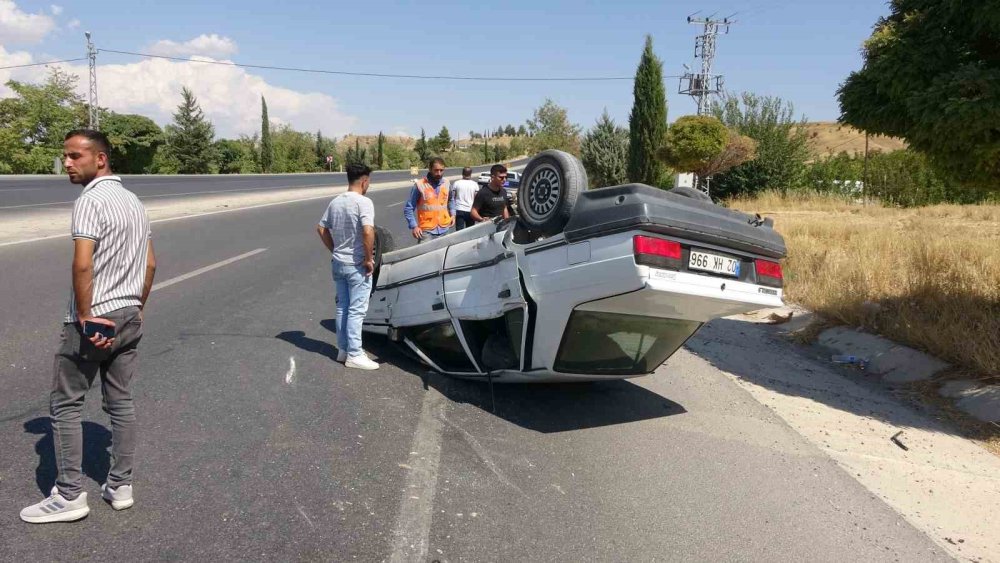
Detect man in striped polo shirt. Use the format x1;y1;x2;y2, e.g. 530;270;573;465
20;130;157;523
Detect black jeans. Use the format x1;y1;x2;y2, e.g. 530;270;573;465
454;211;473;231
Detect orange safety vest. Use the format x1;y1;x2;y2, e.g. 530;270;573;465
416;178;453;230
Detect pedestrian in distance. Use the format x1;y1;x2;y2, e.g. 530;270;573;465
21;130;156;523
317;163;380;370
470;164;511;223
403;157;454;243
451;167;478;231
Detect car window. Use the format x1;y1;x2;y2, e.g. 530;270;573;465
405;321;478;373
554;311;702;375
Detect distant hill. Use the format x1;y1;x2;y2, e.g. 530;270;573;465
802;122;907;159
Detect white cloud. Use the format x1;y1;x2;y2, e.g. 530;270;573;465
0;44;39;96
147;34;238;59
0;0;56;44
21;55;356;138
50;4;62;15
66;18;79;29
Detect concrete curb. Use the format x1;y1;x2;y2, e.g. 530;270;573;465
745;305;1000;423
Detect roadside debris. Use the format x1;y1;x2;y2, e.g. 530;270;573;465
831;354;869;369
766;311;794;324
890;430;909;451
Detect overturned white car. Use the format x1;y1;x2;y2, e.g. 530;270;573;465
365;151;786;382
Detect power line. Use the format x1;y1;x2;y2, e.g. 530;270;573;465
0;57;87;70
100;49;647;82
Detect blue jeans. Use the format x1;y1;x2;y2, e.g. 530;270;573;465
332;260;372;357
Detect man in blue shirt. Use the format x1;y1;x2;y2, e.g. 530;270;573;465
403;157;455;244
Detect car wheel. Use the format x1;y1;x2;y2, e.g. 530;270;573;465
516;150;588;236
373;225;395;289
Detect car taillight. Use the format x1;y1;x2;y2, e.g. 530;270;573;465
634;235;682;269
755;259;783;287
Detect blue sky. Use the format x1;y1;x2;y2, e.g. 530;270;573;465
1;0;889;138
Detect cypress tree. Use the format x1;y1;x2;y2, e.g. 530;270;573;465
377;131;385;169
164;87;215;174
260;96;273;173
628;35;669;186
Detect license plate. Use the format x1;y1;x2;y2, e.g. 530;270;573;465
688;249;741;277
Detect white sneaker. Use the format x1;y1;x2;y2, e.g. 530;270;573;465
345;354;379;370
101;483;134;510
337;350;347;363
20;488;89;523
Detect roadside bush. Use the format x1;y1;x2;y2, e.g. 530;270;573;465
807;149;995;206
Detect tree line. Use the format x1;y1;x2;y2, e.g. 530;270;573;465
0;71;542;175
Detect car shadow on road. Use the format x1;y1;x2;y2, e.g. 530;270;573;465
23;417;112;495
365;334;687;434
686;317;964;436
279;319;686;433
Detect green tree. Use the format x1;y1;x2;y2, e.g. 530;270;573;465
271;125;318;172
526;98;582;154
628;35;669;186
0;69;86;173
345;138;367;167
517;124;528;137
581;110;630;188
709;92;810;197
214;139;249;174
430;126;451;154
163;87;215;174
101;113;163;173
376;131;386;169
260;96;273;173
415;128;431;163
659;115;727;173
504;125;516;136
838;0;1000;187
383;141;411;170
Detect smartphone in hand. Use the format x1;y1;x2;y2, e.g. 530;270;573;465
82;321;116;339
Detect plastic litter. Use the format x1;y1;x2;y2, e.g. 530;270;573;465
831;354;869;369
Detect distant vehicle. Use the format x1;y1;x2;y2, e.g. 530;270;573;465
477;170;520;189
366;150;786;382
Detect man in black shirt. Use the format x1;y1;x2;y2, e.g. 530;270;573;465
471;164;511;223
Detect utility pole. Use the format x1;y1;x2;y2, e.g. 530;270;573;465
679;14;733;194
862;131;870;203
85;31;99;130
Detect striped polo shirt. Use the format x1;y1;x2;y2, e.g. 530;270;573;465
65;175;151;323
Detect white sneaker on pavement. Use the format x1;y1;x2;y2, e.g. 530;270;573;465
337;350;347;363
101;483;134;510
345;354;379;370
20;487;89;523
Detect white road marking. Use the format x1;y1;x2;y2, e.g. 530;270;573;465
0;184;336;210
388;387;447;563
296;505;315;529
151;248;267;293
386;201;405;208
284;356;297;384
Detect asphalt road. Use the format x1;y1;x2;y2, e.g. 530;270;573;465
0;160;525;210
0;181;950;561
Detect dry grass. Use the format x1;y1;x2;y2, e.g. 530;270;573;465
728;191;1000;379
800;121;908;158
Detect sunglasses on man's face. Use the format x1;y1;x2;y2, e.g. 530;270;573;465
494;174;507;179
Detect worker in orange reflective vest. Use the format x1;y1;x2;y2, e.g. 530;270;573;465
403;157;455;244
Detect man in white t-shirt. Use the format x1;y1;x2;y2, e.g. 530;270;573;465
316;163;379;370
450;167;479;231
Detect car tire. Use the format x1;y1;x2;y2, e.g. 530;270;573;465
516;150;588;237
373;225;395;289
669;186;712;202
